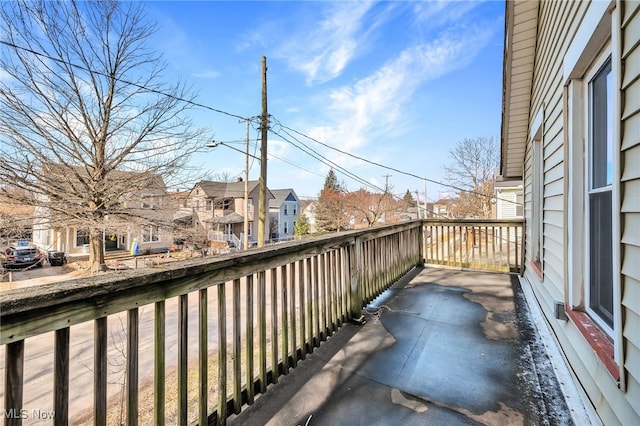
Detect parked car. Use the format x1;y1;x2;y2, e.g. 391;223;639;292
1;244;45;270
47;250;67;267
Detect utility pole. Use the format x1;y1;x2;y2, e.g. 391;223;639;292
258;56;268;248
243;118;249;250
424;180;428;219
382;174;392;192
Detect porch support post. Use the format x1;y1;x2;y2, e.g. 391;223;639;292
419;221;426;266
349;237;363;319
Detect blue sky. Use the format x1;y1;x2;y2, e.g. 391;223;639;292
145;0;505;200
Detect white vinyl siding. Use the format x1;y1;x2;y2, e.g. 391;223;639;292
620;0;640;417
517;0;638;423
496;191;517;218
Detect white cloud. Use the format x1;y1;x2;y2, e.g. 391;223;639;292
282;2;376;85
309;24;495;158
267;139;290;160
192;70;220;79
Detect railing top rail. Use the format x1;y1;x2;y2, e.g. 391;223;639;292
422;218;525;225
0;221;421;344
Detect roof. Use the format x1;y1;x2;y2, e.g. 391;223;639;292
269;189;298;208
500;0;539;179
195;180;274;200
206;212;245;224
494;177;524;189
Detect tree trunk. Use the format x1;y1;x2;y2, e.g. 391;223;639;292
90;227;107;272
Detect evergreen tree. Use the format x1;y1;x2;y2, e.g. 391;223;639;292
315;169;347;232
402;189;416;207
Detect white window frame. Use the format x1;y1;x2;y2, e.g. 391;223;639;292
564;1;621;370
142;194;161;209
75;228;90;247
529;108;544;279
584;49;615;336
141;225;160;243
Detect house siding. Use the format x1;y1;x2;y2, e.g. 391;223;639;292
621;0;640;417
518;1;639;424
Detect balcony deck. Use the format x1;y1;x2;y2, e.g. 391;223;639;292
2;219;583;425
229;267;571;425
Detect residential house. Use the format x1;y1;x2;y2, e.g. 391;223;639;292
32;171;174;256
268;189;300;241
494;176;523;219
301;200;317;234
501;1;639;424
182;179;274;247
432;198;458;218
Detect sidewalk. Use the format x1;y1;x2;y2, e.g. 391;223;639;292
230;268;574;426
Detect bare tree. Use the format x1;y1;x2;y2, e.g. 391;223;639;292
0;0;204;270
443;137;499;218
344;188;396;227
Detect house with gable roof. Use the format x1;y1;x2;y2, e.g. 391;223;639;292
31;169;174;256
268;188;300;242
182;179;275;248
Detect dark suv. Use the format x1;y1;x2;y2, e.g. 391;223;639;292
1;244;44;270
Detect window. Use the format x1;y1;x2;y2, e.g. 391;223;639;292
564;1;620;377
293;204;298;215
515;193;524;217
215;198;232;210
142;225;160;243
76;229;90;246
586;57;614;331
142;194;160;209
284;222;288;234
206;199;213;211
284;204;288;215
530;117;544;276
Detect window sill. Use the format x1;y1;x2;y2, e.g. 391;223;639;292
566;308;619;380
530;260;543;280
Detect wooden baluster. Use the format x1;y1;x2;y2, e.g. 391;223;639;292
154;301;165;425
127;308;139;426
54;328;69;426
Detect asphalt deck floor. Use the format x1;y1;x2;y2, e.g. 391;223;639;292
229;267;573;426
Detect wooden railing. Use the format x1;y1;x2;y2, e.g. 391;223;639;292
1;222;421;425
422;218;525;274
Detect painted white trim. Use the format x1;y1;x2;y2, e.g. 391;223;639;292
530;106;544;272
610;4;622;374
567;80;585;309
530;107;544;141
564;0;613;83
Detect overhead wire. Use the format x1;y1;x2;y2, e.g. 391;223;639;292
3;40;519;209
0;40;248;121
272;118;521;207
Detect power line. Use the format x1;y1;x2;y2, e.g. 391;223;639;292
0;40;248;121
272;119;521;206
270;126;387;194
3;40;520;209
